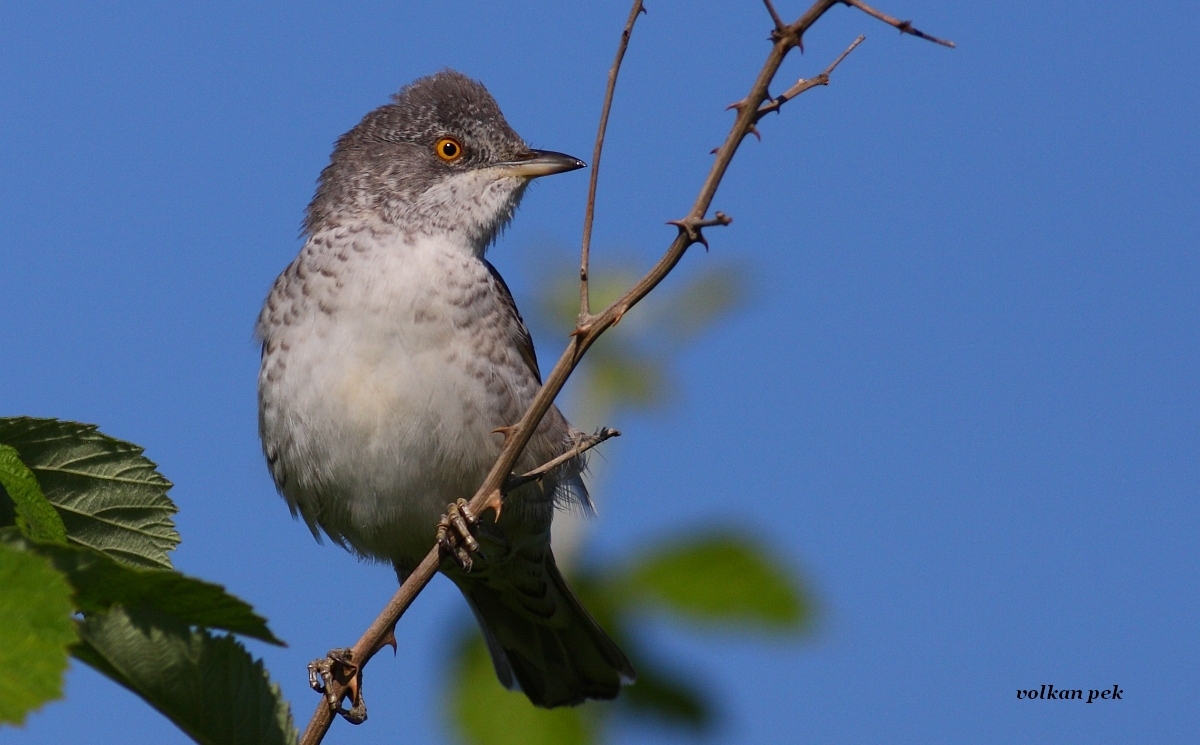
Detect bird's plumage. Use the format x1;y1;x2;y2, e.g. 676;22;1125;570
257;69;633;706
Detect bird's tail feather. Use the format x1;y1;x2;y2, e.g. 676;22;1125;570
454;554;635;708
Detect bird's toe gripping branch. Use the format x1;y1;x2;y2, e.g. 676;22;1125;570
308;648;367;725
437;498;483;571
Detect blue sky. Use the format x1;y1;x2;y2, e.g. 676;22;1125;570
3;1;1197;743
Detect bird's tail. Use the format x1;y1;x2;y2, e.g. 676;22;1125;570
452;552;635;708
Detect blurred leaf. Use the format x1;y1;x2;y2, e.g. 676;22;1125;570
73;605;296;745
534;263;745;344
565;572;621;637
656;266;746;342
535;269;641;334
621;662;711;730
586;273;641;319
529;261;747;432
0;540;76;726
536;270;586;334
449;634;593;745
618;533;810;628
0;444;67;543
0;529;283;646
0;417;179;568
580;353;665;417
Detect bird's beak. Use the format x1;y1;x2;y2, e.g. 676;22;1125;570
494;149;586;179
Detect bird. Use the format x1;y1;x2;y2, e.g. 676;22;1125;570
256;69;635;708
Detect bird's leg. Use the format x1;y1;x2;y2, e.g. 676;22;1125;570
307;648;367;725
437;498;482;571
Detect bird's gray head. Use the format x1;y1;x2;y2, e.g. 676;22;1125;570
305;69;584;251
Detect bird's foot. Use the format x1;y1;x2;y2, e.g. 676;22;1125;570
437;498;482;571
307;647;367;724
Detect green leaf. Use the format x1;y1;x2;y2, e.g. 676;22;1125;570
0;444;67;543
534;268;641;335
448;634;593;745
621;662;711;730
0;418;179;568
73;605;296;745
0;541;77;726
0;530;283;646
618;533;811;628
656;265;746;342
580;352;665;416
566;575;716;733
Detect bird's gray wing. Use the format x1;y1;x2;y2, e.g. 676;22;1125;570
480;259;592;514
483;259;542;384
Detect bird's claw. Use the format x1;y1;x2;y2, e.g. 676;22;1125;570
307;647;367;725
437;498;481;571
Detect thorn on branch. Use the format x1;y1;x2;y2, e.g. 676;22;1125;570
725;100;763;141
481;488;504;521
491;424;518;446
379;623;398;655
841;0;956;48
667;211;732;251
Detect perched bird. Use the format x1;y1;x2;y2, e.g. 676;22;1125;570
256;70;634;707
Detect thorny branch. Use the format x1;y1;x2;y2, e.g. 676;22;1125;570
507;427;620;490
300;1;952;742
756;35;864;118
843;0;955;48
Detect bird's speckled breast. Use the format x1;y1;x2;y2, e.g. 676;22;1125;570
256;217;562;565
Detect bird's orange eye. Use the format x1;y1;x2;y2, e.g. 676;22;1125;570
435;137;463;162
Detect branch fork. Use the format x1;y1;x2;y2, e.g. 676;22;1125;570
762;0;788;40
667;212;732;250
756;34;865;118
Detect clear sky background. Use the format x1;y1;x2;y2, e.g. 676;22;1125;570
3;1;1197;743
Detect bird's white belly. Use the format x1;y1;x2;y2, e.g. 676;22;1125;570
261;237;510;562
